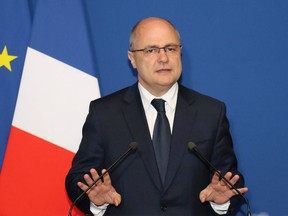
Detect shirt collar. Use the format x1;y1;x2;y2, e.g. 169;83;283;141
138;82;178;112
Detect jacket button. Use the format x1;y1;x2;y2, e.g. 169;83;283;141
160;204;167;211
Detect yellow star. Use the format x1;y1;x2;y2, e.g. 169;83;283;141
0;46;18;72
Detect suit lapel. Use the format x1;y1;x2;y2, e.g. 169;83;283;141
121;83;163;191
164;85;197;191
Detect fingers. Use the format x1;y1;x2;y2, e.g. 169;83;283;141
77;169;102;193
86;169;99;186
216;171;249;195
90;168;101;183
199;171;249;204
77;168;121;206
77;181;88;191
223;172;239;186
89;168;112;186
213;171;239;188
102;169;112;185
211;171;221;184
100;170;122;205
231;186;249;195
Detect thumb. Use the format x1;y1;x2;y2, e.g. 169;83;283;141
112;191;122;206
199;189;207;203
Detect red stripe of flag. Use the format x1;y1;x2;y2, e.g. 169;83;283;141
0;126;83;216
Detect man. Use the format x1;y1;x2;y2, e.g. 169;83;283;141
66;17;248;215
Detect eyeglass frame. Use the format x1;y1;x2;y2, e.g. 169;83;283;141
130;44;182;56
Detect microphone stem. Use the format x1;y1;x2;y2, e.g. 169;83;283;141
68;145;135;216
192;148;251;216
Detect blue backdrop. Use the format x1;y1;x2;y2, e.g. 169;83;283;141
85;1;287;215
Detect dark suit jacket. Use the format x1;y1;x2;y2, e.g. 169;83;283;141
65;82;245;216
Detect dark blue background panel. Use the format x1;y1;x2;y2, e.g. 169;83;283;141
85;1;288;215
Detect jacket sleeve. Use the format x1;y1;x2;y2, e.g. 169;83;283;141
212;102;246;214
65;101;105;214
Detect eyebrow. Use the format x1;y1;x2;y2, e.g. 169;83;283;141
145;43;179;48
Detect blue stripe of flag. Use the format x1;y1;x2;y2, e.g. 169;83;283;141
29;0;98;78
0;0;32;171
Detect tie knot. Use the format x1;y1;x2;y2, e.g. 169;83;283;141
151;98;166;113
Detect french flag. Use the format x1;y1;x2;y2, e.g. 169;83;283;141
0;1;100;215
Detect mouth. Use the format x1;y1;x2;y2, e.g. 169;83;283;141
156;68;171;73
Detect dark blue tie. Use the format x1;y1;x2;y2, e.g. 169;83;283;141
151;99;171;184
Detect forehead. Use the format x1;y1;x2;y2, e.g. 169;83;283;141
134;19;180;47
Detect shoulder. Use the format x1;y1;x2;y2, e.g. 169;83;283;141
89;82;139;108
179;84;225;108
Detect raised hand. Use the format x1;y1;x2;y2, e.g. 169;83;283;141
199;171;248;204
77;168;121;206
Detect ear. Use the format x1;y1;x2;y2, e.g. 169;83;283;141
128;51;137;69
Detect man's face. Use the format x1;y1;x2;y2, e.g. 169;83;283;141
128;18;182;96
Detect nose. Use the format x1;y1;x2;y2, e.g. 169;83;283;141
157;48;169;63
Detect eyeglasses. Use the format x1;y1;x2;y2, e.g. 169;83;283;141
130;45;182;56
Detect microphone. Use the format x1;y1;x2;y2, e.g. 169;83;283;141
68;141;138;216
187;142;251;216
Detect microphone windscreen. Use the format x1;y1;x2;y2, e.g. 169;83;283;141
187;142;197;151
130;141;138;150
